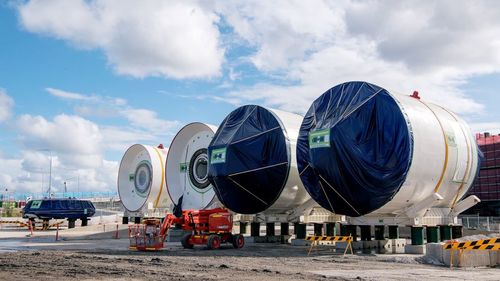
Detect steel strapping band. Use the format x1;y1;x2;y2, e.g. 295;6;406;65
417;100;449;193
438;106;473;208
153;147;166;208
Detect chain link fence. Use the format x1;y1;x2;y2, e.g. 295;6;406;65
460;215;500;232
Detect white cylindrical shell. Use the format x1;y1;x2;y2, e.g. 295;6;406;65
376;93;479;215
297;81;479;217
267;108;311;213
117;144;170;212
165;123;217;210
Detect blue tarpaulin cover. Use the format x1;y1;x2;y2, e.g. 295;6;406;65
297;81;413;217
208;105;290;214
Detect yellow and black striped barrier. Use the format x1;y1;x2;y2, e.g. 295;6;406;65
443;237;500;250
306;235;353;242
443;237;500;268
0;220;28;227
305;235;353;256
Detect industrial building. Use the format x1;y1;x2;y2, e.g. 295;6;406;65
464;132;500;216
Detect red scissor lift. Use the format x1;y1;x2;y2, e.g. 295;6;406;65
129;208;244;251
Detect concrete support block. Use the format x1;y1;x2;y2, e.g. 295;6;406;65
336;241;363;250
392;238;407;254
134;217;141;224
280;235;291;244
246;236;283;243
290;238;312;246
81;218;88;227
443;249;495;267
425;243;444;264
377;239;393;252
122;216;129;225
362;240;378;250
404;244;426;254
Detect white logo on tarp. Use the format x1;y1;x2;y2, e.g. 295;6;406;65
210;148;227;164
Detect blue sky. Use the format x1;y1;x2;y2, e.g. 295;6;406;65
0;1;499;194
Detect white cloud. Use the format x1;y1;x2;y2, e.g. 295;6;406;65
16;114;102;156
18;0;224;79
46;87;182;138
46;87;97;101
216;1;345;71
2;90;181;193
217;1;498;116
225;40;483;115
0;89;14;122
2;114;119;193
120;108;180;134
100;126;158;152
48;87;128;118
344;1;500;74
0;150;119;194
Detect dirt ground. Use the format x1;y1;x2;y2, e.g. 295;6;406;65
0;239;499;281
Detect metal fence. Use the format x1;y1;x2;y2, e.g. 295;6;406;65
460;215;500;232
1;191;118;201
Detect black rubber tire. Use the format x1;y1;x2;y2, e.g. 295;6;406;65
207;234;221;250
181;233;194;249
232;234;245;249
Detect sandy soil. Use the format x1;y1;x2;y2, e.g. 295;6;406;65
0;239;499;281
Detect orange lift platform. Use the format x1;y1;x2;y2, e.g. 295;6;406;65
128;208;244;251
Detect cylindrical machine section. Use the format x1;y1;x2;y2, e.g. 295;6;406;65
118;144;170;212
165;123;217;210
297;81;480;217
381;94;480;215
208;105;309;214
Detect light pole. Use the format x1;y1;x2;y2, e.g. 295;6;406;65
41;172;44;195
38;149;53;197
64;176;79;196
48;151;52;197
